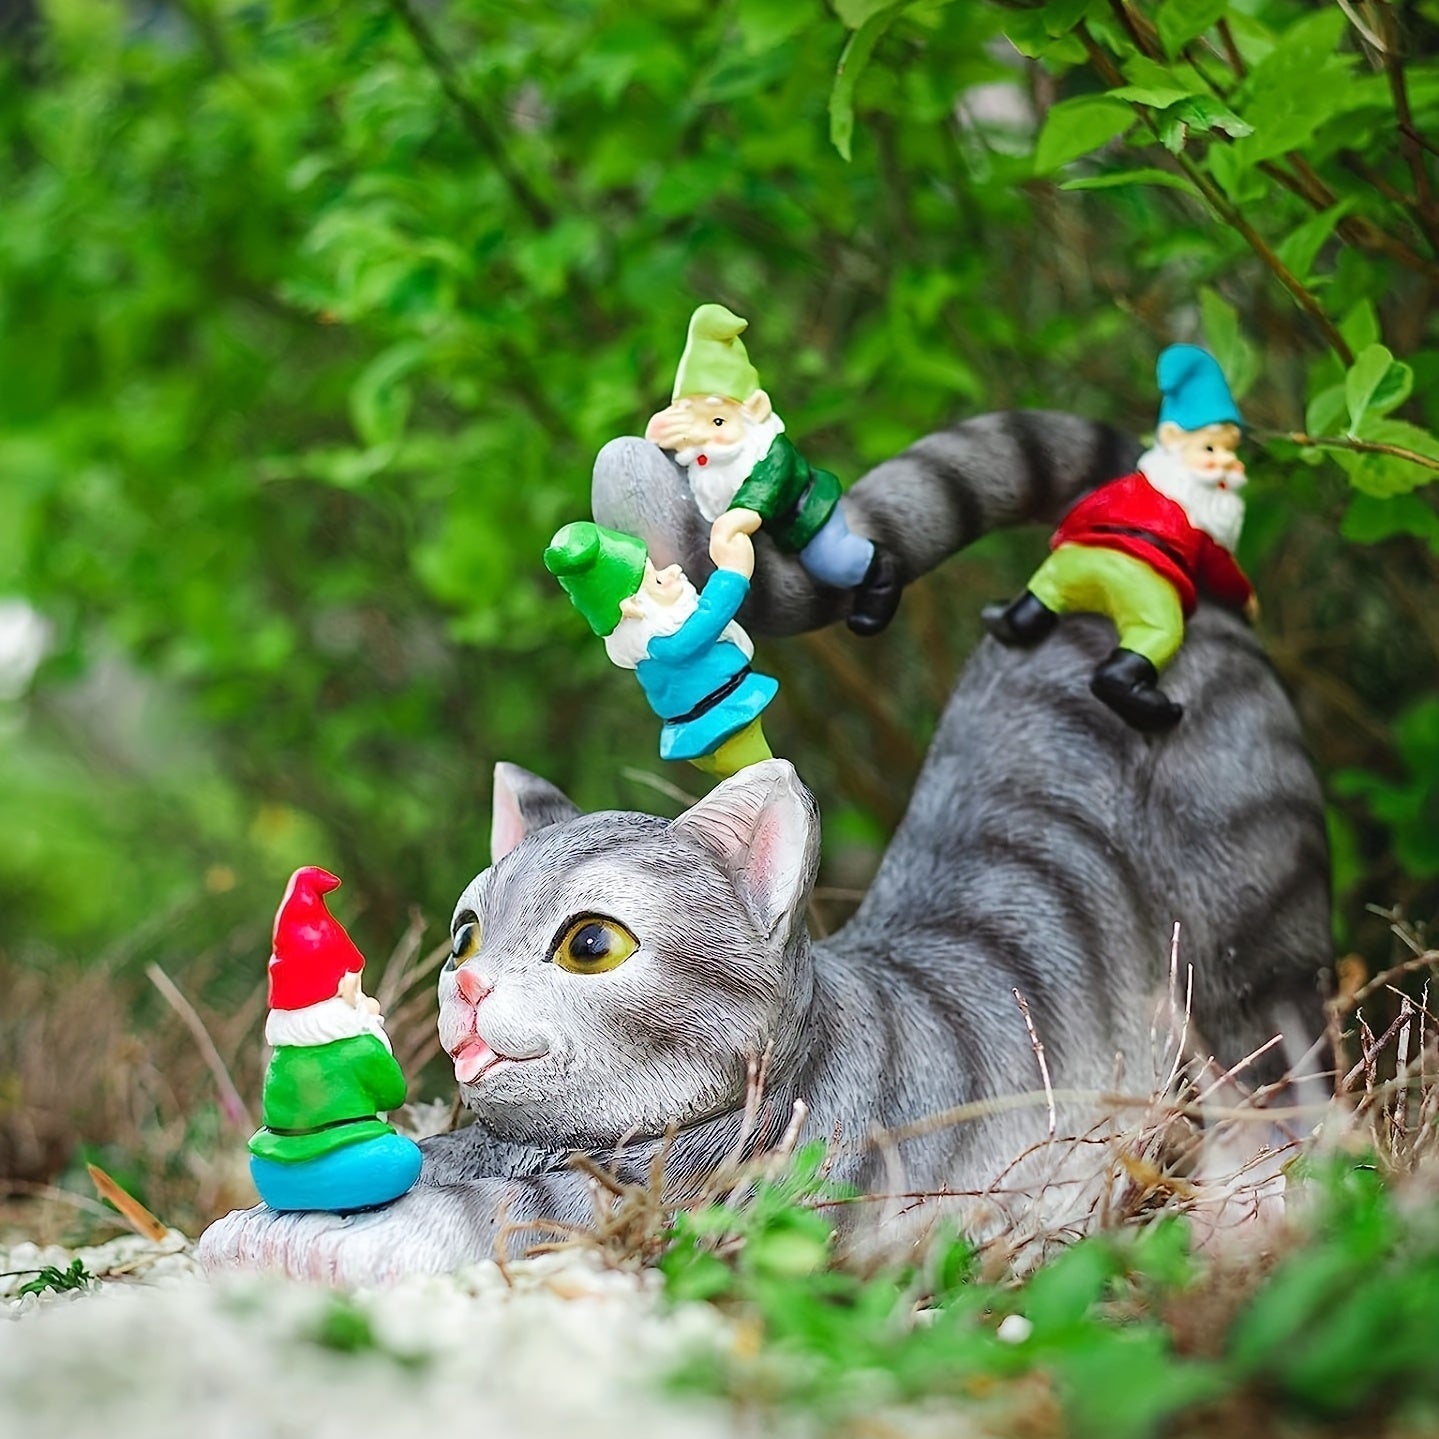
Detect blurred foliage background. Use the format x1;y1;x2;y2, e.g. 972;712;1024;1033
2;0;1439;1220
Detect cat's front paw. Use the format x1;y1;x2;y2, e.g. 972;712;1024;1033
197;1189;485;1286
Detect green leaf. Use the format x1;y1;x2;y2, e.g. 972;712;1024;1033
1340;299;1381;355
1228;10;1352;168
1111;56;1205;108
1061;167;1200;195
348;340;427;450
1340;493;1439;552
1345;344;1412;432
1033;94;1135;173
1054;1330;1225;1439
1334;420;1439;497
735;0;813;52
1042;0;1093;35
1156;0;1229;59
1199;288;1259;398
1004;11;1089;62
829;6;903;161
659;1244;734;1302
1155;94;1252;155
835;0;894;26
1304;382;1348;437
1022;1240;1118;1331
1275;202;1351;282
1127;1215;1195;1289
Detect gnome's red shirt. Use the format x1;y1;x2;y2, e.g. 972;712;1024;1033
1050;471;1253;616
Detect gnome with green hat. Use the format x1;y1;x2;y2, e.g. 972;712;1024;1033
644;304;901;637
544;511;778;779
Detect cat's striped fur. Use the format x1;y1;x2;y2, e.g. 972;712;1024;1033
199;415;1330;1283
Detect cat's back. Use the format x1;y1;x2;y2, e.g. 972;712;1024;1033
803;603;1329;1184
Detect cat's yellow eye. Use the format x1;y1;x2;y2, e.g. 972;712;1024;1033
447;916;481;970
552;916;638;975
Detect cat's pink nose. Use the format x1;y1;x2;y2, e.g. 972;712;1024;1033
455;967;490;1004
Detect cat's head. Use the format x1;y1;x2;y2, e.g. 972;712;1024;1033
437;759;820;1148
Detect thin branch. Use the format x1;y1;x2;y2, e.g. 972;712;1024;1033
1338;0;1386;50
1258;429;1439;473
1106;0;1160;59
386;0;554;230
146;962;255;1132
1013;989;1056;1139
1216;18;1246;78
1074;21;1353;362
1375;0;1439;243
1257;154;1439;279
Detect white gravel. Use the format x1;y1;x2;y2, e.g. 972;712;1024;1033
1;1232;740;1439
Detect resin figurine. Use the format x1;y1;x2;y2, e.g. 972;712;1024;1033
644;303;901;636
201;409;1329;1286
982;344;1255;731
248;866;422;1213
544;509;776;779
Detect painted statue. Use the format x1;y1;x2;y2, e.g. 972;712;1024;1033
544;509;776;780
644;303;902;636
982;345;1254;731
201;409;1329;1284
248;866;422;1213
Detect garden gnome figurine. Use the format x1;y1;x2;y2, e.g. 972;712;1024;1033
645;303;902;636
248;867;423;1213
545;510;778;779
982;344;1256;732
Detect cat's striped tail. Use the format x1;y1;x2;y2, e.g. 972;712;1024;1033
590;412;1139;636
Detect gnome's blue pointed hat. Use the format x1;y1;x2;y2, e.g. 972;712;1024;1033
1156;344;1242;431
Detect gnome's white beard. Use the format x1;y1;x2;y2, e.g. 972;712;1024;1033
265;995;393;1052
603;576;754;670
676;412;786;521
1139;445;1246;552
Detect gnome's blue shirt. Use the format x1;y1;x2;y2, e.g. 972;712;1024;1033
635;569;778;761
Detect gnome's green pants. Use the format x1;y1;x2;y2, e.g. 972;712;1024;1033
1028;544;1186;670
689;719;773;781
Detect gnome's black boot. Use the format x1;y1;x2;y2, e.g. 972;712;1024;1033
847;545;902;636
1091;648;1184;732
981;591;1058;648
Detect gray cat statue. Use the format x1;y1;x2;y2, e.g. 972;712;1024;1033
199;411;1330;1285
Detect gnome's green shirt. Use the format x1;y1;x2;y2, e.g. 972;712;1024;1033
248;1034;406;1165
733;435;842;553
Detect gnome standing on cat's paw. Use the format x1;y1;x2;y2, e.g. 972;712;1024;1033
247;866;423;1214
983;344;1257;732
644;303;902;637
545;511;778;780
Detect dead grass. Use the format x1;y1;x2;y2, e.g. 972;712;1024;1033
0;917;452;1245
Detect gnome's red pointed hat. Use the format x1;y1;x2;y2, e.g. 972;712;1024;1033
267;866;366;1011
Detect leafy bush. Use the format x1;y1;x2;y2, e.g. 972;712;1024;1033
5;0;1435;977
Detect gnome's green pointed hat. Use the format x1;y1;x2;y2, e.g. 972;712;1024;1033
672;303;760;401
544;522;648;637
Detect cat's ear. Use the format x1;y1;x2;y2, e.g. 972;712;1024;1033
671;760;819;938
491;763;582;864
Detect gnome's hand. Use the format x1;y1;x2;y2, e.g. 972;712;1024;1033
710;508;761;578
643;402;691;451
1243;593;1261;626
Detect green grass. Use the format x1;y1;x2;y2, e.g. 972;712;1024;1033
657;1147;1439;1438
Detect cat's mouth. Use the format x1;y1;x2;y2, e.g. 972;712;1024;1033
450;1035;542;1085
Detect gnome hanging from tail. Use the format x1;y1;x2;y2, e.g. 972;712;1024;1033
644;303;903;636
545;509;779;780
248;867;423;1214
982;344;1256;732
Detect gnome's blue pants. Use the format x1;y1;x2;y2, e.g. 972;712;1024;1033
799;507;874;588
250;1133;423;1214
